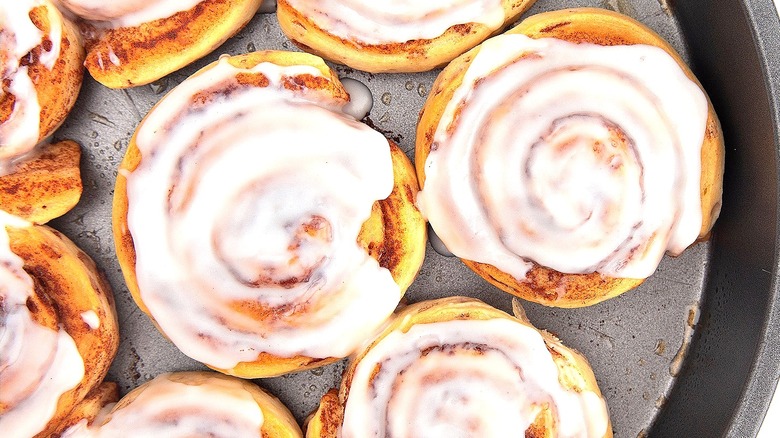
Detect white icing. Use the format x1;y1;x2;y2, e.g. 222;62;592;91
56;0;204;28
0;211;86;437
107;47;120;66
0;0;63;164
126;58;399;369
62;374;264;438
342;317;610;437
284;0;505;44
37;3;62;69
81;310;100;329
339;77;373;120
417;34;708;280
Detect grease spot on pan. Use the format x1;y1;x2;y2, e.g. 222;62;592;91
669;303;700;377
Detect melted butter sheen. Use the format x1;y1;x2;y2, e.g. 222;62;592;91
417;34;708;280
0;211;86;437
285;0;505;44
126;59;399;370
62;374;264;438
0;0;63;165
342;318;609;437
56;0;204;28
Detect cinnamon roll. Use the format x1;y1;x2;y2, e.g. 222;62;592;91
56;0;264;88
113;51;426;378
415;8;725;307
306;297;612;437
277;0;538;73
0;140;82;225
0;212;119;438
0;0;84;170
60;371;302;437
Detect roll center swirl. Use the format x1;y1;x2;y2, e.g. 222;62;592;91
125;59;402;369
418;34;708;280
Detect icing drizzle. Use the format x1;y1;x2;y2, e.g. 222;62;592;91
0;0;63;164
342;317;610;437
417;34;708;280
56;0;204;28
284;0;505;44
125;58;399;370
62;374;265;438
0;211;85;437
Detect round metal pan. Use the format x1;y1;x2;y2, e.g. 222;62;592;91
46;0;780;436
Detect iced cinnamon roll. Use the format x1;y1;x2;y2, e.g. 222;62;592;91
416;8;725;307
0;212;119;438
113;51;426;378
0;1;84;171
61;372;302;438
277;0;538;73
56;0;264;88
306;297;612;437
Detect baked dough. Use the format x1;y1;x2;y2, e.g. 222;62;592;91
0;140;82;224
0;1;84;167
0;216;119;437
415;8;725;307
60;371;302;437
277;0;538;73
58;0;263;88
306;297;612;437
113;51;426;377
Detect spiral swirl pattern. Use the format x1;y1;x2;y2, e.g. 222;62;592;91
341;313;609;437
63;373;278;438
283;0;504;44
124;58;400;370
0;213;85;437
417;34;708;280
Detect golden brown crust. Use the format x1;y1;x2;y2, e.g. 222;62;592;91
0;3;84;153
305;390;342;438
357;141;427;292
6;224;119;438
463;262;645;309
415;8;725;308
50;382;120;438
112;51;426;378
306;297;612;438
82;0;262;88
276;0;538;73
0;141;82;224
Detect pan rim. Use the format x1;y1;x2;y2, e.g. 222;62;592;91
730;0;780;436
